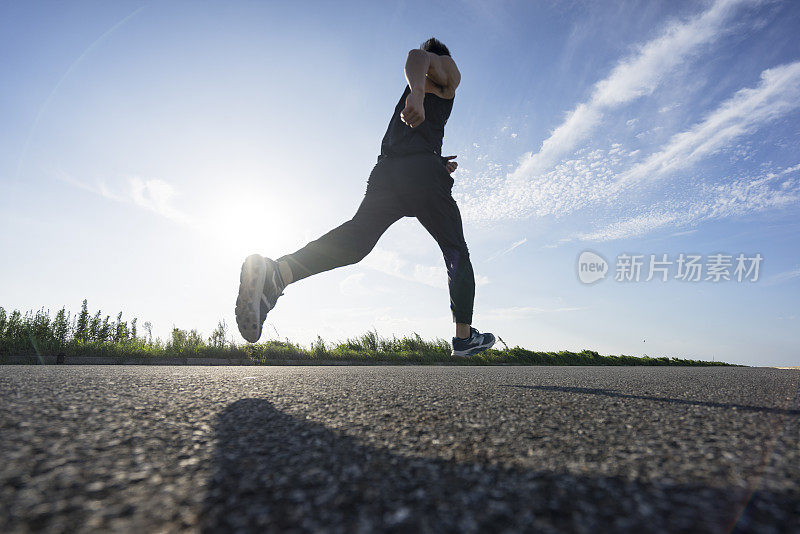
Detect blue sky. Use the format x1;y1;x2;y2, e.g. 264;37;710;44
1;0;799;365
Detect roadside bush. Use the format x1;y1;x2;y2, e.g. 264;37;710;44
0;302;738;366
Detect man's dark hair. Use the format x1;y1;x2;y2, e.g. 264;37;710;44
421;37;450;57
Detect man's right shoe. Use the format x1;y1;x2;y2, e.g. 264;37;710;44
235;254;285;343
452;327;496;357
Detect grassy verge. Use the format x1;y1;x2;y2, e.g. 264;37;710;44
0;303;737;366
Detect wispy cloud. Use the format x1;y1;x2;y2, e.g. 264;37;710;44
764;267;800;286
57;171;122;202
570;64;800;241
573;211;681;242
57;172;193;225
128;177;192;224
459;144;638;220
459;54;800;244
614;61;800;189
574;163;800;241
670;229;698;237
507;0;758;183
363;247;489;288
456;0;800;238
487;237;527;261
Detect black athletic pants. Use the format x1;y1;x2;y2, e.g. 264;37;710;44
276;152;475;324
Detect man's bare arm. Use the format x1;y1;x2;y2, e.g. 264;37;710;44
400;50;429;128
405;49;430;94
401;49;461;128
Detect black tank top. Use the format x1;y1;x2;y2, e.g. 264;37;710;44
379;85;454;161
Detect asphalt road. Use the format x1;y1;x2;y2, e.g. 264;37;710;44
1;366;798;533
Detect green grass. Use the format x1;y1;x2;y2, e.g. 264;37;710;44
0;302;737;366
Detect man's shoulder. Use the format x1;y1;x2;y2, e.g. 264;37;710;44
439;55;461;95
424;52;460;98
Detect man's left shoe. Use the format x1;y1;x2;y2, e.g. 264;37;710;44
235;254;285;343
452;327;496;357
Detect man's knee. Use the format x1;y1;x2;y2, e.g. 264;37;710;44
442;245;471;274
346;241;375;265
331;218;379;265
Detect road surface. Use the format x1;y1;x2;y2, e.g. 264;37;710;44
1;365;798;533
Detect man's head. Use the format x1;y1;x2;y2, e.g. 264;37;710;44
421;37;450;57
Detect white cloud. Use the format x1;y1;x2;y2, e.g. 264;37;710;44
764;267;800;286
57;172;193;225
702;165;800;218
460;56;800;245
615;61;800;189
574;163;800;241
507;0;758;183
362;247;490;289
56;171;121;202
459;145;636;220
412;263;447;288
574;211;681;242
670;229;698;237
455;0;776;222
487;237;527;261
570;63;800;241
128;177;191;224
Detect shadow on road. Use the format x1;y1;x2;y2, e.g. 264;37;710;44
501;385;800;416
199;398;797;533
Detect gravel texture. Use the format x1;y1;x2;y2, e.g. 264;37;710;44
0;365;798;533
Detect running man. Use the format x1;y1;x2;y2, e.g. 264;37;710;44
235;38;496;357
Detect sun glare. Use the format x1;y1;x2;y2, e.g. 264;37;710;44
204;187;298;263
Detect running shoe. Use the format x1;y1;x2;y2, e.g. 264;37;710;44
452;327;496;357
235;254;285;343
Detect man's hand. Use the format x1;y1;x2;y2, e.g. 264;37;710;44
443;155;458;174
401;90;425;128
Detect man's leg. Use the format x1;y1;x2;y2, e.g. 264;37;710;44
237;162;404;343
276;178;404;285
414;185;475;332
414;184;496;356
